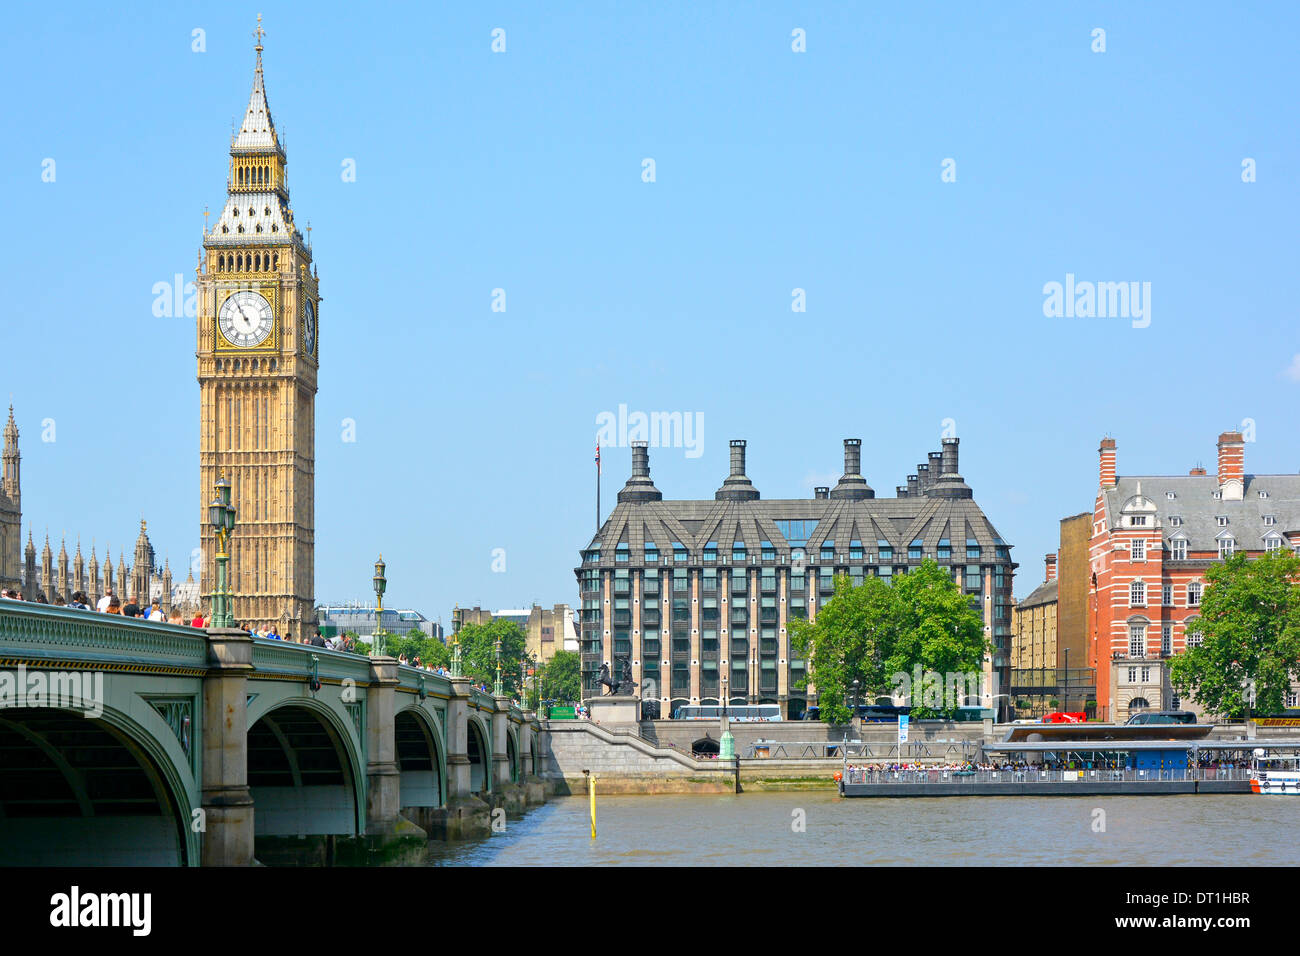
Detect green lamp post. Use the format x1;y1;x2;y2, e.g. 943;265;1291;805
208;475;237;629
372;555;387;657
450;605;463;678
493;634;504;696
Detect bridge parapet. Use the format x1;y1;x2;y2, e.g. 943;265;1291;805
0;602;207;671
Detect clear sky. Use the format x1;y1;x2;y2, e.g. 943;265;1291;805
1;2;1296;618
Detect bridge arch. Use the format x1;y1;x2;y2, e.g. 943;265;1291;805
246;697;365;842
506;726;521;783
0;704;198;866
395;705;446;809
466;712;492;795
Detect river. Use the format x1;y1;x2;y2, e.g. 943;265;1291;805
424;792;1297;866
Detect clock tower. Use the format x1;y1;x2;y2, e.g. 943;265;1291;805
197;22;319;634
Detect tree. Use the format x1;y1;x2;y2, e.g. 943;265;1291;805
385;628;451;670
1169;552;1300;719
882;560;989;719
540;650;581;704
788;560;987;722
453;619;527;695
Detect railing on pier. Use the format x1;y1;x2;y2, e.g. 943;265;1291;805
747;740;980;760
842;767;1254;785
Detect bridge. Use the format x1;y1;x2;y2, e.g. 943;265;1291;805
0;601;544;866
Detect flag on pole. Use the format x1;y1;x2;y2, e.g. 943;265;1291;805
595;442;601;474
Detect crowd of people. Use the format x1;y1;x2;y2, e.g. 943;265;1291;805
3;585;188;625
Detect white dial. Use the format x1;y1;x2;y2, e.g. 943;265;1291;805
303;299;317;355
218;291;274;348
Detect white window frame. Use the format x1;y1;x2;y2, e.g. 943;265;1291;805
1129;623;1146;657
1188;582;1202;606
1130;580;1146;606
1131;539;1146;561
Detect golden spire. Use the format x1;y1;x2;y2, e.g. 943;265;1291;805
254;13;266;52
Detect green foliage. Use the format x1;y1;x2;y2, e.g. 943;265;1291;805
1169;552;1300;719
453;619;527;695
540;650;582;704
788;560;988;722
385;628;451;670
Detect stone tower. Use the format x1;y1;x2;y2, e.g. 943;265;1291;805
132;519;155;606
197;22;319;631
0;407;20;593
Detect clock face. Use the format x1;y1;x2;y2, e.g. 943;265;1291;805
218;290;274;348
303;299;317;355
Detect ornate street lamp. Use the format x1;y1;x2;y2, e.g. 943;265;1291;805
493;633;504;696
450;604;463;678
372;555;387;656
208;475;236;628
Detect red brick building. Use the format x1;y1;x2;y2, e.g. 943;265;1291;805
1087;431;1300;721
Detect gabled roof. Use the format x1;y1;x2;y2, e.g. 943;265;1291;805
1103;475;1300;548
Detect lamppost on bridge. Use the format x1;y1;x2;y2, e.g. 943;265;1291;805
493;633;504;696
450;605;463;678
207;475;237;629
371;555;387;657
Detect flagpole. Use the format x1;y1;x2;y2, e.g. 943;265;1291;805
595;443;601;534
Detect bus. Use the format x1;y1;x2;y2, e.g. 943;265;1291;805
672;704;782;722
802;704;912;722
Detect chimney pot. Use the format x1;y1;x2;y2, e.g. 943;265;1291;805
1045;553;1058;583
1098;437;1118;488
940;438;959;476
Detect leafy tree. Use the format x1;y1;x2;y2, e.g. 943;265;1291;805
1170;552;1300;719
453;619;527;695
788;560;987;722
385;628;451;670
883;560;989;719
540;650;581;704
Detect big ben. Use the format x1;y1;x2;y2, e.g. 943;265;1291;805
198;21;317;634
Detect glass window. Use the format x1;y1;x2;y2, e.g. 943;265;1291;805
615;543;629;563
1129;580;1145;606
849;540;863;560
1218;537;1234;558
878;540;893;562
1170;538;1187;560
732;542;746;563
937;538;951;560
761;541;775;562
1188;582;1202;606
909;539;923;560
1161;624;1171;655
1162;584;1172;606
644;543;659;564
1129;623;1145;657
1131;539;1145;561
703;542;717;563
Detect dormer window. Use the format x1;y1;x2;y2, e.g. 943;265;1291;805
264;206;271;215
1216;516;1228;526
1259;490;1270;498
1218;536;1235;558
1169;516;1183;526
1265;535;1283;554
1170;538;1187;560
232;207;239;216
1264;515;1277;526
1166;491;1176;499
1213;490;1222;499
1130;515;1148;527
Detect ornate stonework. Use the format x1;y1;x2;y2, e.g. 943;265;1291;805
197;28;318;635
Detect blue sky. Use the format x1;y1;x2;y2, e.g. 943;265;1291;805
1;2;1297;619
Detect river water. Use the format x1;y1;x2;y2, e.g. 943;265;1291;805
424;792;1298;866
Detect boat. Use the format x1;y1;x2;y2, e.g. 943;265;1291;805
1249;748;1300;795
